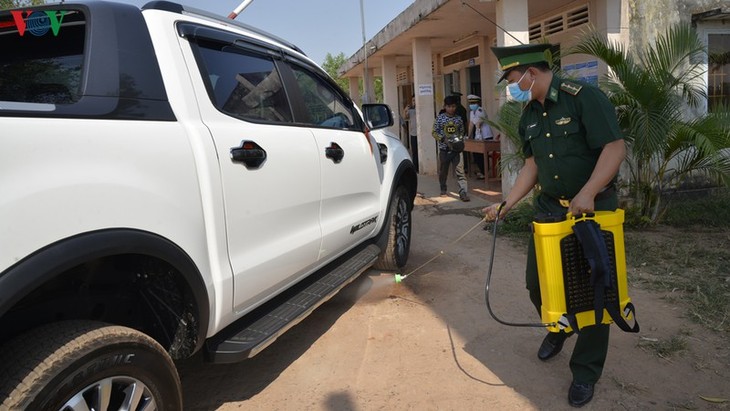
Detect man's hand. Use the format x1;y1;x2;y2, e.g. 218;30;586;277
568;191;595;216
483;202;508;221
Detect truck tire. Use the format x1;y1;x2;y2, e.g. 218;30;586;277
0;320;182;411
374;185;412;270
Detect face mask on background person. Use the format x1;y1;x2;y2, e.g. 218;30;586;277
469;104;479;111
507;70;534;102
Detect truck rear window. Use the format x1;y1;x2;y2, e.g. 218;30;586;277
0;9;85;105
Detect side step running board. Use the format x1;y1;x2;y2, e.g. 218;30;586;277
205;244;381;363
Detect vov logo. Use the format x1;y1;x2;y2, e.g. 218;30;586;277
1;10;67;37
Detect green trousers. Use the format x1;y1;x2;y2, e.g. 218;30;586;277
526;193;618;384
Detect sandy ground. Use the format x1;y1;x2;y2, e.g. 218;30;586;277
177;174;729;411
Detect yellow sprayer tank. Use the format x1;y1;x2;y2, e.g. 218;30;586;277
532;209;634;333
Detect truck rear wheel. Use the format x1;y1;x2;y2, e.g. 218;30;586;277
374;185;412;270
0;320;182;411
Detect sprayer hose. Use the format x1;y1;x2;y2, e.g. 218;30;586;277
484;202;556;328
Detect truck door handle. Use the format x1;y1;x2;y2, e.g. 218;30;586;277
231;140;267;169
325;142;344;164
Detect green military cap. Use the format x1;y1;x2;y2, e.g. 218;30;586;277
491;43;552;82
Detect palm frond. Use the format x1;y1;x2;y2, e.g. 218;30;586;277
566;28;630;69
642;24;707;108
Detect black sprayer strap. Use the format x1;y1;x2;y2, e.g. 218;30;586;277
569;215;639;333
564;313;582;335
607;302;640;333
566;302;639;333
571;218;612;325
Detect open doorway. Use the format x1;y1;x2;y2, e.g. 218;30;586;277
468;65;481;96
398;84;414;146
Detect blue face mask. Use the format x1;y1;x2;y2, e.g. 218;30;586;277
507;70;534;102
469;104;479;111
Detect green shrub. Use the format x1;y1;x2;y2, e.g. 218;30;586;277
660;188;730;228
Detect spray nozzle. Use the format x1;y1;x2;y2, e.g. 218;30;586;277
394;273;407;283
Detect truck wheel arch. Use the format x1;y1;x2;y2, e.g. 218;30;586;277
0;229;210;356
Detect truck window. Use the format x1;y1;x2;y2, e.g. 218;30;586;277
290;65;357;130
0;9;85;105
192;41;293;124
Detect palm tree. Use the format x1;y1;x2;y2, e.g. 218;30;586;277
567;23;730;224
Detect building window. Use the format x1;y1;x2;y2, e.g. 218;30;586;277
708;33;729;111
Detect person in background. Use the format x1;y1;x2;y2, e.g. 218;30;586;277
466;94;494;179
432;95;469;202
451;92;468;128
402;95;419;172
483;43;626;408
451;92;471;177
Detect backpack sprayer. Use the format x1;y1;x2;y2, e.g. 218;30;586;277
485;202;639;333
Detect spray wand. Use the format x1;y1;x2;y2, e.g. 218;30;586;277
394;213;489;283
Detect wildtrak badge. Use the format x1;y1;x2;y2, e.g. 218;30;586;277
350;216;377;234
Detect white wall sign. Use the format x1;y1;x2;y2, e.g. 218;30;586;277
418;84;433;96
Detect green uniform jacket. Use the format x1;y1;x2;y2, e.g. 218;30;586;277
518;76;623;214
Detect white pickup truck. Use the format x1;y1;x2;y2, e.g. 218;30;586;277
0;1;417;409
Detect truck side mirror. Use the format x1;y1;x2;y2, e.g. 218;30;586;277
362;103;393;130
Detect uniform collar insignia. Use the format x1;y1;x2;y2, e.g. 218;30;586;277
555;117;571;125
549;87;559;101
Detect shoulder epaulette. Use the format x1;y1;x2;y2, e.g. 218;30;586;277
560;81;583;96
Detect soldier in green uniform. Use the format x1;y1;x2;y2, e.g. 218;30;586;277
483;43;626;408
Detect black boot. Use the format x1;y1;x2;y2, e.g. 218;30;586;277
568;381;594;407
537;332;566;361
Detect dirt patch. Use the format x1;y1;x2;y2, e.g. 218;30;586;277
177;193;730;410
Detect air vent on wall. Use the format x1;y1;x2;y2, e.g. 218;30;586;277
544;16;564;35
528;5;590;41
567;6;589;28
529;23;542;42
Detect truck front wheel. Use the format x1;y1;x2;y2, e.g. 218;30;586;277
374;185;412;270
0;320;182;411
